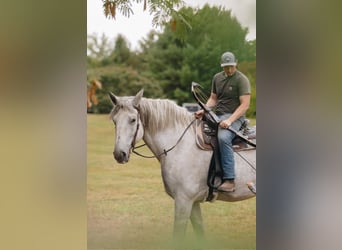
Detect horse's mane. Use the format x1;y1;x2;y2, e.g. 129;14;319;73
109;96;194;134
139;98;194;133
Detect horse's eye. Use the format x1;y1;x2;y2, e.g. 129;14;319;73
130;118;136;124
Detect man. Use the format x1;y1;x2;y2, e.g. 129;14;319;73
195;51;251;192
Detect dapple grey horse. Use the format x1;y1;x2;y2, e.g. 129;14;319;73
109;90;256;249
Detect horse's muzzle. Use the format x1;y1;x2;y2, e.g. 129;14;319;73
113;150;129;164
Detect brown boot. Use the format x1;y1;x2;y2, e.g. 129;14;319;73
218;180;236;192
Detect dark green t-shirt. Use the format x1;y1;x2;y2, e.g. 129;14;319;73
212;70;251;115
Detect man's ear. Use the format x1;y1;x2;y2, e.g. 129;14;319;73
108;92;118;106
132;89;144;108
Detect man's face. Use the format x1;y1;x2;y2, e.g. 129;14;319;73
223;65;236;76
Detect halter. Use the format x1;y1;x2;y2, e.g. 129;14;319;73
130;106;196;159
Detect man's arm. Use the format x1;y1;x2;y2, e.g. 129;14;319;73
194;92;217;118
206;92;217;108
220;94;250;128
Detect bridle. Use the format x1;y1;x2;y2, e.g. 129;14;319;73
130;106;141;152
130;106;196;159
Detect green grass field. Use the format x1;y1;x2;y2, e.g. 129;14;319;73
87;114;256;250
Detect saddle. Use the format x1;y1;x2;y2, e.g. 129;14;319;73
195;119;216;150
195;118;256;151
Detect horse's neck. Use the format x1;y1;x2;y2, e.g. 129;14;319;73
143;125;191;160
139;99;193;158
142;125;187;160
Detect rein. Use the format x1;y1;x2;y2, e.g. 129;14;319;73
131;116;196;159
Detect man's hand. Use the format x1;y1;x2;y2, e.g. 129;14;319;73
219;119;231;129
194;109;204;119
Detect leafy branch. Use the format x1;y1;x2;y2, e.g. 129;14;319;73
102;0;191;31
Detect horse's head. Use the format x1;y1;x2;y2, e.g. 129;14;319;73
109;89;144;163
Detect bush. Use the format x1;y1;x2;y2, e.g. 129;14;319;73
96;95;113;114
88;65;164;114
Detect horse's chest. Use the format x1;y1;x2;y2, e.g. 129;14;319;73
160;167;176;197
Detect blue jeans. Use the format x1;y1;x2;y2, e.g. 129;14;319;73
217;114;244;180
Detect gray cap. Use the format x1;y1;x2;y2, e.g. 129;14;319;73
220;52;237;67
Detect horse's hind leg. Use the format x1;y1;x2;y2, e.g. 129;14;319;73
190;202;205;248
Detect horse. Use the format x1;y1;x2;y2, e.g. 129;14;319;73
109;89;256;249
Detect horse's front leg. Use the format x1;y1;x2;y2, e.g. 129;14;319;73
173;197;193;249
190;201;205;248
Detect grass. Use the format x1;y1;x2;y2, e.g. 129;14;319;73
87;114;256;250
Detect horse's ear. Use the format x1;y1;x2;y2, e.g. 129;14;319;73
108;92;118;105
132;89;144;108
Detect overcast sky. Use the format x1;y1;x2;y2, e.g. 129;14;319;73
87;0;256;49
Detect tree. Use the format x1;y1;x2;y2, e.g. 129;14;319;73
88;33;136;67
109;34;131;65
87;33;113;67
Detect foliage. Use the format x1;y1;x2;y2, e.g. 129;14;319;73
88;33;135;67
109;34;132;64
102;0;190;31
87;33;113;67
238;61;256;118
87;65;164;113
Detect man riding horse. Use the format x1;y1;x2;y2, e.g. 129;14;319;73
195;51;251;192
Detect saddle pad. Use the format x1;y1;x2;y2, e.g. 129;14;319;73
195;119;213;151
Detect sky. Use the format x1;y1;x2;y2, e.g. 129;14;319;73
87;0;256;50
